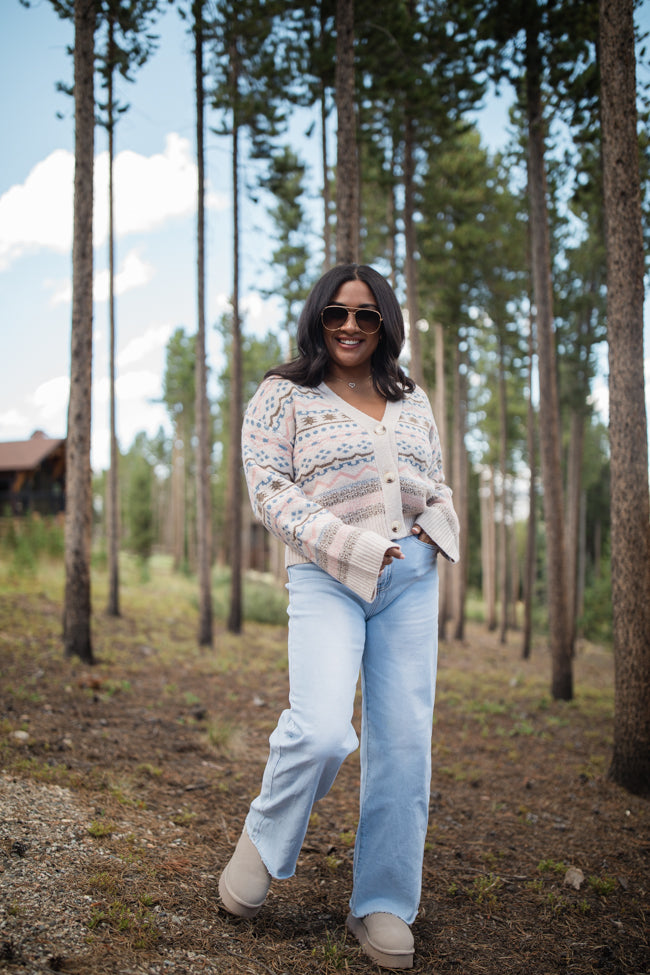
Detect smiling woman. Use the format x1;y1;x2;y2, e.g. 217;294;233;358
219;263;459;970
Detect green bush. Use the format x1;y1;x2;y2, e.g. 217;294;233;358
212;570;288;625
0;514;64;570
578;562;612;644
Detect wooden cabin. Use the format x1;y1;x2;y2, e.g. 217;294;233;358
0;431;66;515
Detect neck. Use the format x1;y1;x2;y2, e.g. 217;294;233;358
327;369;372;383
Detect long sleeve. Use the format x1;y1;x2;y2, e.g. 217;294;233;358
405;398;460;564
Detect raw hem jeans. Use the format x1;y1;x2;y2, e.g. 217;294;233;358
245;533;439;924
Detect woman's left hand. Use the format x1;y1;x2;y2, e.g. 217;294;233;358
412;524;436;546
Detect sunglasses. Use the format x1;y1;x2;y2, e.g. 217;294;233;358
321;305;383;335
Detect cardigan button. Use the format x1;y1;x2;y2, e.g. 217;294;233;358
391;521;401;533
374;423;386;435
384;471;396;483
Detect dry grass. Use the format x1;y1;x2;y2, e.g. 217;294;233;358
0;555;649;974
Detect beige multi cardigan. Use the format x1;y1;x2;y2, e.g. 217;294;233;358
242;376;460;603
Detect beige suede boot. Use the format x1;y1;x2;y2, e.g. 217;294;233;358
346;912;414;969
219;827;271;918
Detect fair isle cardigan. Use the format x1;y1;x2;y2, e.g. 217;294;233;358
242;376;460;603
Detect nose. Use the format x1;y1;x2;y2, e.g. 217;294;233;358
340;310;358;330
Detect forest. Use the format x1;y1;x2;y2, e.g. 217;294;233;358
1;1;650;971
6;0;650;788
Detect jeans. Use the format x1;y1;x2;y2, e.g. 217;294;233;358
245;533;439;924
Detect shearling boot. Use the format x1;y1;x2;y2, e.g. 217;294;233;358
346;911;414;969
219;827;271;918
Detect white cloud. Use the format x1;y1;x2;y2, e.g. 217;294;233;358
0;408;32;439
0;150;73;269
49;248;156;307
118;322;174;369
0;134;228;271
95;369;162;406
95;249;156;303
30;376;70;432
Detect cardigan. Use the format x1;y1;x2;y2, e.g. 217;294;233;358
242;376;459;603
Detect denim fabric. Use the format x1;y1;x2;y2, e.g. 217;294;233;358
245;533;439;924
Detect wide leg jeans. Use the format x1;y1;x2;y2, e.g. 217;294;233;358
245;533;439;924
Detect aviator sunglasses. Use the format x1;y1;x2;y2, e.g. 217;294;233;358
321;304;383;335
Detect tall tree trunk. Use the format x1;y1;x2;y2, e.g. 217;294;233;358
172;421;184;570
320;82;332;270
434;322;450;640
480;467;492;628
320;3;332;272
334;0;359;263
64;0;95;663
403;113;425;390
227;44;243;634
522;315;537;658
194;2;213;648
565;409;584;649
497;333;509;644
508;494;519;629
451;340;467;641
487;466;497;631
525;24;572;700
106;13;120;619
600;0;650;796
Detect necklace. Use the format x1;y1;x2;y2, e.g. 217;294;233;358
329;374;373;390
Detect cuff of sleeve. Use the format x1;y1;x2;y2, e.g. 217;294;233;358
343;531;394;602
416;506;460;564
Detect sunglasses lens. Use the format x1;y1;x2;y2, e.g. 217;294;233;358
356;309;381;333
322;306;348;330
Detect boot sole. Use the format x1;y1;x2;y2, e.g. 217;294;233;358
346;912;414;969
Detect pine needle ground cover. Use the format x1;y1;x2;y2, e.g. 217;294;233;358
1;559;648;975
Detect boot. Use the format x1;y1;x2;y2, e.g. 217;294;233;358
219;827;271;918
346;911;414;969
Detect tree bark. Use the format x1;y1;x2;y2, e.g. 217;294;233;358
522;317;537;659
497;333;509;644
227;40;243;634
403;112;425;389
565;409;584;648
194;1;213;648
320;2;332;272
106;13;120;619
600;0;650;795
334;0;359;264
434;322;450;640
525;23;572;699
451;340;467;641
63;0;95;664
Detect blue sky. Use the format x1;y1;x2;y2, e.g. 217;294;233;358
1;1;647;471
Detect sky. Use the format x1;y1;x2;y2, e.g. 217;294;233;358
1;1;648;473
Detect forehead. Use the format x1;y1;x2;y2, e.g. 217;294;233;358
331;278;378;307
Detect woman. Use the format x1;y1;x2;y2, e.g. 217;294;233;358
219;264;459;969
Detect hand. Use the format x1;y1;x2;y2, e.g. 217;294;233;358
412;524;436;546
380;545;404;572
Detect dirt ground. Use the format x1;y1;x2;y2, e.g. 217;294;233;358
1;580;649;975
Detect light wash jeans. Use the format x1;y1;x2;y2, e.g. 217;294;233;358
245;533;439;924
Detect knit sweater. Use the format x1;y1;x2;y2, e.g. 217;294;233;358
242;376;460;603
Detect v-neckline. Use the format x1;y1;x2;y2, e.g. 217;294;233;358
318;382;402;429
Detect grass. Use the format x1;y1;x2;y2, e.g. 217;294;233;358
2;546;641;975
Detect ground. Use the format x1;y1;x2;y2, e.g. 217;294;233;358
0;566;649;975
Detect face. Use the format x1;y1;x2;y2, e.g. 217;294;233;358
322;278;381;376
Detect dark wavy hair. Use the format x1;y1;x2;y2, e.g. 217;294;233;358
265;264;415;401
